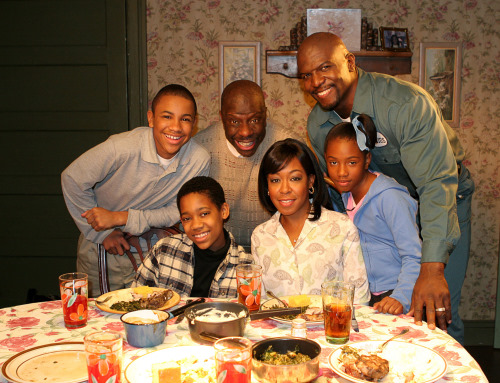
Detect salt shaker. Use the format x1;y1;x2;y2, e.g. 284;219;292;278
291;318;307;338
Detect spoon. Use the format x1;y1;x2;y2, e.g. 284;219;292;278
378;328;409;352
266;290;288;307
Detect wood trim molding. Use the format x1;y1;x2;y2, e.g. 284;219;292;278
125;0;148;129
464;320;495;347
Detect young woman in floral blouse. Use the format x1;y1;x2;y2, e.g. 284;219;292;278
251;138;370;304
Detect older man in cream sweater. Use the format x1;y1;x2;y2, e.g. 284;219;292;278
194;80;300;250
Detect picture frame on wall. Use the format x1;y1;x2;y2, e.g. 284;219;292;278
307;9;361;51
419;42;462;127
380;27;410;51
219;41;261;96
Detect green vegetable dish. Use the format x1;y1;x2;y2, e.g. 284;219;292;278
110;300;143;312
258;345;311;365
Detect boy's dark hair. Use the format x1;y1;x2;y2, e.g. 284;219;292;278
177;176;226;211
324;113;377;153
151;84;197;116
257;138;331;221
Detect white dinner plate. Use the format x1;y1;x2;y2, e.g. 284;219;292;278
328;340;447;383
1;342;87;383
124;345;215;382
261;295;323;324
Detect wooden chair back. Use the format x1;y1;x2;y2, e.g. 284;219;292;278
97;226;182;294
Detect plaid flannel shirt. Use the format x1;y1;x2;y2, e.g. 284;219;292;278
133;232;252;298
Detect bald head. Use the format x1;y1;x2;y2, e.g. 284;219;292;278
220;80;267;157
297;32;357;118
298;32;347;60
221;80;265;113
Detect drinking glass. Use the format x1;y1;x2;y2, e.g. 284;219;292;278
59;272;88;329
84;331;122;383
321;280;355;344
236;264;262;311
214;337;252;383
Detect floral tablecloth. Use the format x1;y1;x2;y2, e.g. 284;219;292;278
0;299;488;382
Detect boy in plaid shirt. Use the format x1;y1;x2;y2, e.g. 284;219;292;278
133;176;253;298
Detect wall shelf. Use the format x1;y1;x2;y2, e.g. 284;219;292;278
266;50;413;78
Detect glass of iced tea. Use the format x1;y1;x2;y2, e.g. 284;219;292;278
214;337;252;383
84;331;122;383
321;280;355;344
59;272;88;329
236;264;262;311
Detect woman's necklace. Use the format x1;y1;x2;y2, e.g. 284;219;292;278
280;211;308;246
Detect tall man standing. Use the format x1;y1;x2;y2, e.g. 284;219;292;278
297;32;474;343
193;80;300;250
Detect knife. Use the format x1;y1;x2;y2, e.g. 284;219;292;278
351;306;359;332
250;307;303;320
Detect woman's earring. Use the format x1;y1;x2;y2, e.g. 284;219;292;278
267;190;270;196
309;186;315;195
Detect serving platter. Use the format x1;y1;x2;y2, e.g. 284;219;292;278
328;340;447;383
95;287;180;314
261;294;323;324
1;342;87;383
124;345;215;382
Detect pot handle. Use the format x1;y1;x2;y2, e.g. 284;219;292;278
248;307;302;320
199;331;222;343
167;297;205;318
199;332;248;349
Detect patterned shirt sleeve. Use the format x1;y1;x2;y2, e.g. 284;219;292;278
209;231;253;298
340;218;371;305
132;234;194;296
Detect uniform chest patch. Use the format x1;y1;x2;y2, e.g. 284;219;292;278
375;132;388;147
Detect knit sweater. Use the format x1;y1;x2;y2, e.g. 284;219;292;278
62;127;210;244
193;121;300;248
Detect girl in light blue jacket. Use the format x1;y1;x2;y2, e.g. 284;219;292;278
324;114;421;314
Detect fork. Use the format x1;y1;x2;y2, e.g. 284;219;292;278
266;290;288;307
95;296;112;305
351;306;359;332
377;328;409;352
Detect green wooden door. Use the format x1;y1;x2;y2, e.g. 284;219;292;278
0;0;146;307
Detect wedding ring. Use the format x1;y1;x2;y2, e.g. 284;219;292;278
435;307;446;312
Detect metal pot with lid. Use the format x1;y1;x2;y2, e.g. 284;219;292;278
184;302;302;344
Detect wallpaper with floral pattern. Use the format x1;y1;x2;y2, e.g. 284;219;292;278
146;0;499;320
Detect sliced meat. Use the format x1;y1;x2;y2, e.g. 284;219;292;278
140;289;174;309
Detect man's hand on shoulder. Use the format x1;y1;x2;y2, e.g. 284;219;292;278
408;262;451;331
102;229;130;255
82;208;128;231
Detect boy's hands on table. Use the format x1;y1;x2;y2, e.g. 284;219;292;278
373;297;403;315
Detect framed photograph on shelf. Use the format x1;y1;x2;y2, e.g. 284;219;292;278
380;27;410;51
219;41;261;96
419;42;462;127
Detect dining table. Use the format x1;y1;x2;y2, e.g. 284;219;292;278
0;297;488;383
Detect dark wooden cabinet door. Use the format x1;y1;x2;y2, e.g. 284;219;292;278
0;0;146;307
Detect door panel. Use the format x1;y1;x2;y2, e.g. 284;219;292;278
0;0;145;307
0;65;109;112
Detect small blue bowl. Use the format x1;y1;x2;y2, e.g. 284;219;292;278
120;309;168;348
